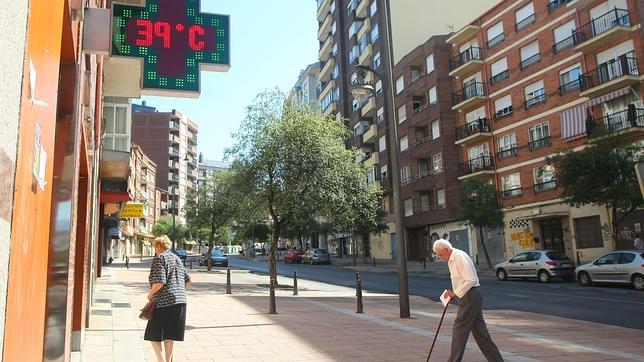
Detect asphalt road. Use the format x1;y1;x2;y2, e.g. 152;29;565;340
227;255;644;330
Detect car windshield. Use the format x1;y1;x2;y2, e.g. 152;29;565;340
211;250;224;257
314;249;327;254
545;251;569;260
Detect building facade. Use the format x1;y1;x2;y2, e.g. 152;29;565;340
131;106;199;224
127;144;158;257
448;0;644;264
288;63;322;110
197;154;230;185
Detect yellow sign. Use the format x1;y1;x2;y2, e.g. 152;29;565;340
120;203;144;218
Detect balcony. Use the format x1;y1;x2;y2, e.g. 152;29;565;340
553;35;575;54
357;18;371;40
364;152;379;167
548;0;568;12
515;14;536;32
319;35;333;62
579;55;639;98
187;157;197;167
490;70;509;85
455;118;492;146
168;174;179;184
528;136;552;150
502;187;523;198
359;44;372;65
362;123;378;143
458;156;495;179
169;148;180;159
168;160;178;169
573;9;635;52
497;147;518;160
524;93;547;109
449;47;484;78
487;33;505;49
559;79;581;95
319;58;335;82
361;97;375;116
356;0;368;17
533;180;557;193
318;11;332;41
187;144;196;155
452;82;486;112
320;79;335;101
322;102;337;116
446;24;480;46
168;134;179;145
316;0;331;21
520;53;541;70
592;107;644;134
169;120;180;133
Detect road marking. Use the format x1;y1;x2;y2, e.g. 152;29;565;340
307;300;539;362
486;285;644;305
507;293;527;298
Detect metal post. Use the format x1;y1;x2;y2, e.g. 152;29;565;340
356;273;363;314
125;256;129;270
293;271;298;296
268;278;277;314
189;258;193;270
356;272;359;296
226;269;231;294
373;256;376;267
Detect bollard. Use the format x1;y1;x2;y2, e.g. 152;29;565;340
293;271;298;296
125;256;129;269
226;269;232;294
355;272;360;296
423;257;426;269
356;274;363;314
372;256;376;267
268;279;277;314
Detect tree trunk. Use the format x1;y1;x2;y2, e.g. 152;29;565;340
352;233;357;267
611;207;619;250
478;226;493;270
269;221;281;286
207;220;216;271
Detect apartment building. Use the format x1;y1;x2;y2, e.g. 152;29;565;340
197;153;230;185
130;144;158;256
448;0;644;263
288;63;322;111
132;104;199;224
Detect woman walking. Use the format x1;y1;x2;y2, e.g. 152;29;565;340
145;235;191;362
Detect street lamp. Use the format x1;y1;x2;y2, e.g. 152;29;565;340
171;153;190;251
350;69;410;316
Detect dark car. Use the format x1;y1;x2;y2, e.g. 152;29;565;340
172;248;188;263
199;249;228;267
302;249;331;265
283;250;305;263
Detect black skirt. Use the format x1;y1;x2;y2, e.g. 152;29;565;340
144;303;187;342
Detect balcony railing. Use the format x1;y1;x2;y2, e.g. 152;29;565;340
596;107;644;132
456;118;491;140
524;93;547;109
573;8;630;45
547;0;568;12
490;70;509;85
528;136;552;150
411;104;428;115
559;79;581;95
553;35;575;53
533;180;557;193
414;136;431;147
459;155;494;176
580;55;638;91
515;13;536;32
502;187;523;198
416;203;446;214
520;53;541;70
497;147;518;159
449;47;483;71
452;82;485;106
494;106;513;121
487;33;504;49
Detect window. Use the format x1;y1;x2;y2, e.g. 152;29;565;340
487;21;504;48
373;51;381;68
490;58;509;84
397;105;406;124
529;122;551;149
358;33;369;53
403;198;413;217
375;80;383;94
367;165;378;183
380;164;388;181
494;95;513;119
553;20;576;53
370;23;379;42
559;64;581;94
376;106;384;123
103;103;130;152
349;45;359;63
331;21;337;35
573;216;604;249
332;65;339;80
332;87;340;101
433;153;442;171
515;2;535;31
347;0;356;15
524;80;546;108
370;0;377;16
400;135;409;152
350;72;358;84
348;20;361;38
332;43;338;56
436;189;446;207
511;253;529;262
497;133;517;159
395;75;404;94
520;41;540;69
431;120;440;139
501;172;522;197
352;98;360;112
426;54;435;74
378;135;387;152
401;166;411;183
428;86;437;105
533;164;556;191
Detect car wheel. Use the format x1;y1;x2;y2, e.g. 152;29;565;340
632;274;644;291
538;270;551;283
496;268;507;281
578;271;592;287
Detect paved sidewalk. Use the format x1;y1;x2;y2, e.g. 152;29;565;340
81;263;644;361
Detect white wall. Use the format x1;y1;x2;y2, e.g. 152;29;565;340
0;0;30;356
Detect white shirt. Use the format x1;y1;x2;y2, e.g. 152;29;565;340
635;237;643;250
448;248;480;298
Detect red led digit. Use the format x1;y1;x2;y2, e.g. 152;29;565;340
188;25;206;51
154;21;171;48
135;19;153;46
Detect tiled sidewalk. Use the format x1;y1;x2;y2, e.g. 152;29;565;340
80;265;644;361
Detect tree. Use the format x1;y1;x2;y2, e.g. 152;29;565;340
228;89;383;311
152;215;187;244
184;170;242;270
458;178;505;270
548;133;643;245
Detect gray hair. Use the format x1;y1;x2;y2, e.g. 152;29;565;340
432;239;453;253
153;235;172;250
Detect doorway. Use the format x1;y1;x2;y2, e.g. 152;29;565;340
541;218;564;253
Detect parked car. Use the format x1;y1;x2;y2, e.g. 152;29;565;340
172;248;188;263
575;250;644;290
199;249;228;267
283;250;305;263
302;249;331;265
495;250;574;283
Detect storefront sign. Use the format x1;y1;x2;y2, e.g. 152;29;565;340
111;0;230;96
120;202;144;218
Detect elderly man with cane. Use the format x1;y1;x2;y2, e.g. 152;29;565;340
432;239;503;362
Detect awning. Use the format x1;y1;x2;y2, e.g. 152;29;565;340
516;212;569;221
100;191;133;204
184;240;197;245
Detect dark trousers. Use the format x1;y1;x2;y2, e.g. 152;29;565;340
450;288;503;362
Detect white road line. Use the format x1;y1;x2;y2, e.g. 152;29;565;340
485;285;644;305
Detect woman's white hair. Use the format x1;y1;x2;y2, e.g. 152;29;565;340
153;235;172;250
432;239;453;253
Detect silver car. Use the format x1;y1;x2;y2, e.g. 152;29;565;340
575;250;644;290
302;249;331;264
495;250;575;283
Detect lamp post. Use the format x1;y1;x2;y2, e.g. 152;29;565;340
171;153;190;251
350;1;410;318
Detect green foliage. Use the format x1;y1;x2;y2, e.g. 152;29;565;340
152;215;187;243
458;178;504;230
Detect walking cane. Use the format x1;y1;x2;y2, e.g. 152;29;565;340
426;299;450;362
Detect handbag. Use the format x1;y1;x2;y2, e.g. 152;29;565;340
139;255;178;320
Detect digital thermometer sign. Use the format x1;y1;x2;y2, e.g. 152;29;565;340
111;0;230;96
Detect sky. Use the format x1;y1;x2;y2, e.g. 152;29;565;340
139;0;319;161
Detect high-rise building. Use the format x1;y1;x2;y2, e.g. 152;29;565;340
131;104;199;224
448;0;644;263
197;153;230;185
287;63;322;110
